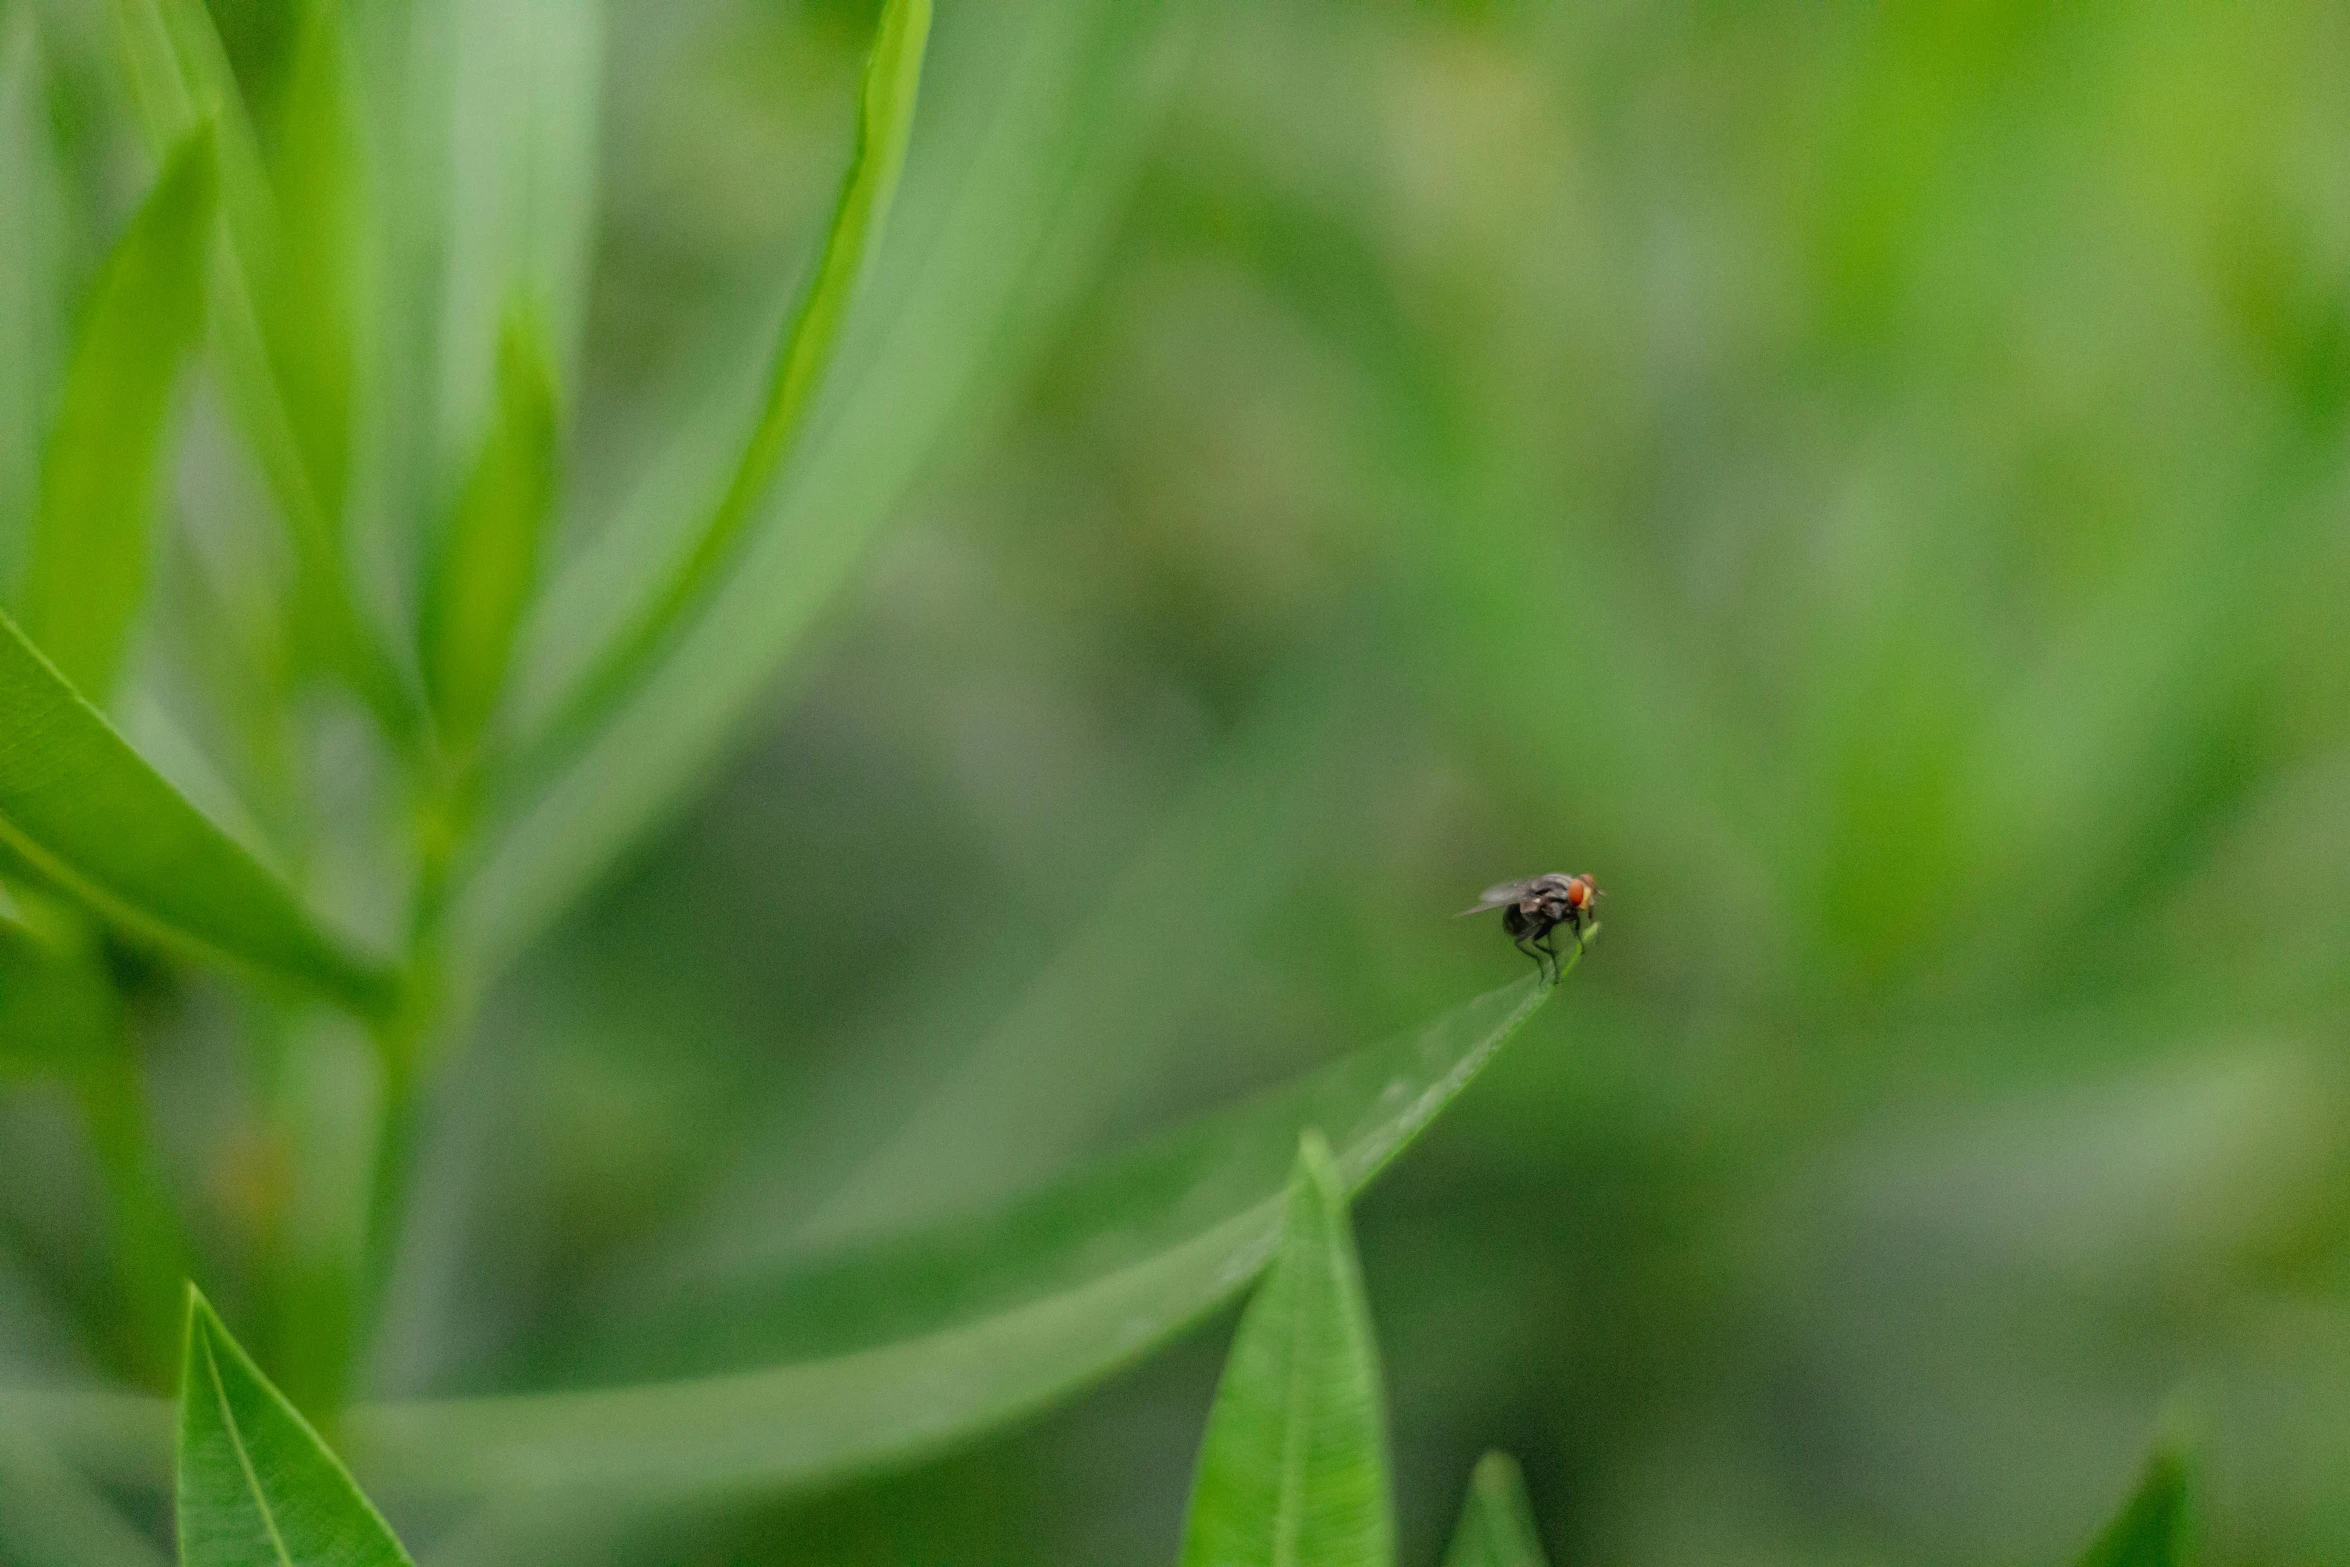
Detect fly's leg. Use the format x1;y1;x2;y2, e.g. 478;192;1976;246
1537;930;1562;983
1514;933;1546;978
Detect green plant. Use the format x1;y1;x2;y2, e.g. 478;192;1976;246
3;0;2335;1562
4;5;1579;1547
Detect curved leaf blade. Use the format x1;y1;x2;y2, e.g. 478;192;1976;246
2077;1440;2192;1567
460;0;1182;978
335;972;1556;1501
1443;1453;1551;1567
20;971;1574;1507
520;0;929;771
176;1288;416;1567
21;121;215;703
1179;1130;1393;1567
0;608;398;1014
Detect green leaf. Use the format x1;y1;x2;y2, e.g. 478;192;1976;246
0;607;398;1014
329;972;1557;1504
253;0;357;533
1442;1453;1551;1567
460;0;1183;979
2076;1441;2192;1567
19;122;215;703
109;0;410;733
1178;1130;1394;1567
521;0;928;771
176;1287;417;1567
432;0;603;461
7;969;1575;1519
420;307;559;751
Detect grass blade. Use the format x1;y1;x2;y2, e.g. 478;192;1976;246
1442;1453;1551;1567
523;0;929;770
459;0;1183;978
336;972;1560;1500
20;122;215;703
176;1288;416;1567
419;307;559;753
1178;1130;1394;1567
2076;1440;2192;1567
0;607;398;1014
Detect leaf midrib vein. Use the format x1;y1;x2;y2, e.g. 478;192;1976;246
1272;1229;1317;1567
206;1332;297;1567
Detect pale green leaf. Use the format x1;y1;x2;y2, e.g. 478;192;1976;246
0;607;398;1014
175;1289;416;1567
460;0;1185;979
20;122;215;703
7;971;1568;1510
328;973;1553;1504
432;0;602;463
1442;1453;1551;1567
2076;1441;2192;1567
1179;1131;1392;1567
522;0;929;771
420;308;559;751
256;0;358;533
109;0;410;731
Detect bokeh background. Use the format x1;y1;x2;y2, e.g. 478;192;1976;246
7;0;2350;1563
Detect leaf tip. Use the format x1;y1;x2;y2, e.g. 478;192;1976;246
1294;1125;1341;1200
1471;1448;1527;1501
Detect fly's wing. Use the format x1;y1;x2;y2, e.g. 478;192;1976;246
1456;879;1537;917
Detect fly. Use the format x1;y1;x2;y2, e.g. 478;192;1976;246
1458;873;1601;983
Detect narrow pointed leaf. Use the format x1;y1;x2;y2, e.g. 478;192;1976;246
340;971;1559;1501
176;1289;416;1567
0;608;397;1013
420;308;559;749
109;0;409;731
1443;1453;1551;1567
1178;1131;1393;1567
10;968;1575;1504
433;0;602;484
257;0;358;530
461;0;1183;977
20;122;215;702
524;0;928;768
2076;1442;2191;1567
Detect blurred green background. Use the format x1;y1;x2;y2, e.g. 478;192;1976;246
8;0;2350;1562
